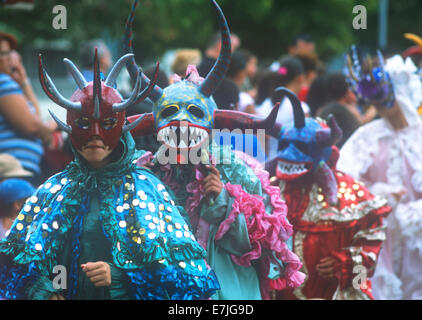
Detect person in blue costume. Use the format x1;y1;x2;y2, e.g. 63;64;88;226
125;0;305;300
0;50;219;300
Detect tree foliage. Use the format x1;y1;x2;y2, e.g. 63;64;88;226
0;0;422;65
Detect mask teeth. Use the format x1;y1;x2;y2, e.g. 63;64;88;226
277;161;308;175
159;125;208;149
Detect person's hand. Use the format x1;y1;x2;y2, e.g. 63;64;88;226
203;165;222;199
316;256;338;280
8;50;28;87
81;262;111;287
49;293;65;300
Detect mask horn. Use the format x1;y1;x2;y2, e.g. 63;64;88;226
63;58;88;90
38;54;82;111
315;114;343;147
213;102;281;131
92;48;102;120
123;0;163;102
48;109;72;134
199;0;231;97
125;113;155;136
105;53;134;88
275;87;305;129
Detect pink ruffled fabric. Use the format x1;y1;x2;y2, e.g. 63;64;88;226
216;151;305;298
170;64;205;86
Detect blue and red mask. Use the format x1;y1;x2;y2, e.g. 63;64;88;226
124;0;280;159
266;87;343;205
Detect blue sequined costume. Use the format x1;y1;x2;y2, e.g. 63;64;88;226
0;132;219;300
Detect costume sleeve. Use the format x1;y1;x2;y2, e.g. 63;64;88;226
330;212;387;291
25;275;57;300
108;263;132;300
200;187;252;256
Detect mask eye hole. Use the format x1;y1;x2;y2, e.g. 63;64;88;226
187;104;205;118
279;140;289;150
161;105;179;119
75;117;91;129
101;118;117;130
294;141;309;155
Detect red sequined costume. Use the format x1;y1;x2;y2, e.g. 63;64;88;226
275;151;391;300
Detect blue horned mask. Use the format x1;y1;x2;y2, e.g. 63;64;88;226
267;88;343;205
123;0;280;154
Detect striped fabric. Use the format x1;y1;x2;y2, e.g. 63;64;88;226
0;73;43;174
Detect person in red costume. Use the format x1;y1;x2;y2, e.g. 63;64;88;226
266;87;391;300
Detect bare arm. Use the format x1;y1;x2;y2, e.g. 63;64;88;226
8;51;41;116
0;93;55;146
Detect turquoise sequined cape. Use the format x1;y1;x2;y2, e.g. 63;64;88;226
0;132;219;300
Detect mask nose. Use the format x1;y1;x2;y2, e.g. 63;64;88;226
92;121;101;136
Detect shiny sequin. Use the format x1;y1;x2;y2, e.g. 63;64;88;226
353;184;360;190
35;243;42;251
139;202;146;209
16;223;23;231
198;265;203;271
17;214;24;221
179;261;186;268
30;196;38;203
175;223;181;229
42;223;48;230
57;195;64;202
52;221;59;230
176;230;183;238
132;199;140;206
139;228;146;235
44;182;52;189
357;190;365;197
116;206;124;213
148;223;156;230
34;207;40;213
157;184;165;191
152;217;159;224
165;215;172;222
166;207;172;212
183;224;189;231
148;232;156;239
184;231;190;238
119;220;127;228
167;225;174;232
61;178;68;185
317;195;324;202
148;203;156;212
24;204;31;212
138;175;146;180
145;215;152;220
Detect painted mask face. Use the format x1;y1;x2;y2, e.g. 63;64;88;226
39;51;156;151
66;83;125;150
154;81;216;151
276;119;333;180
